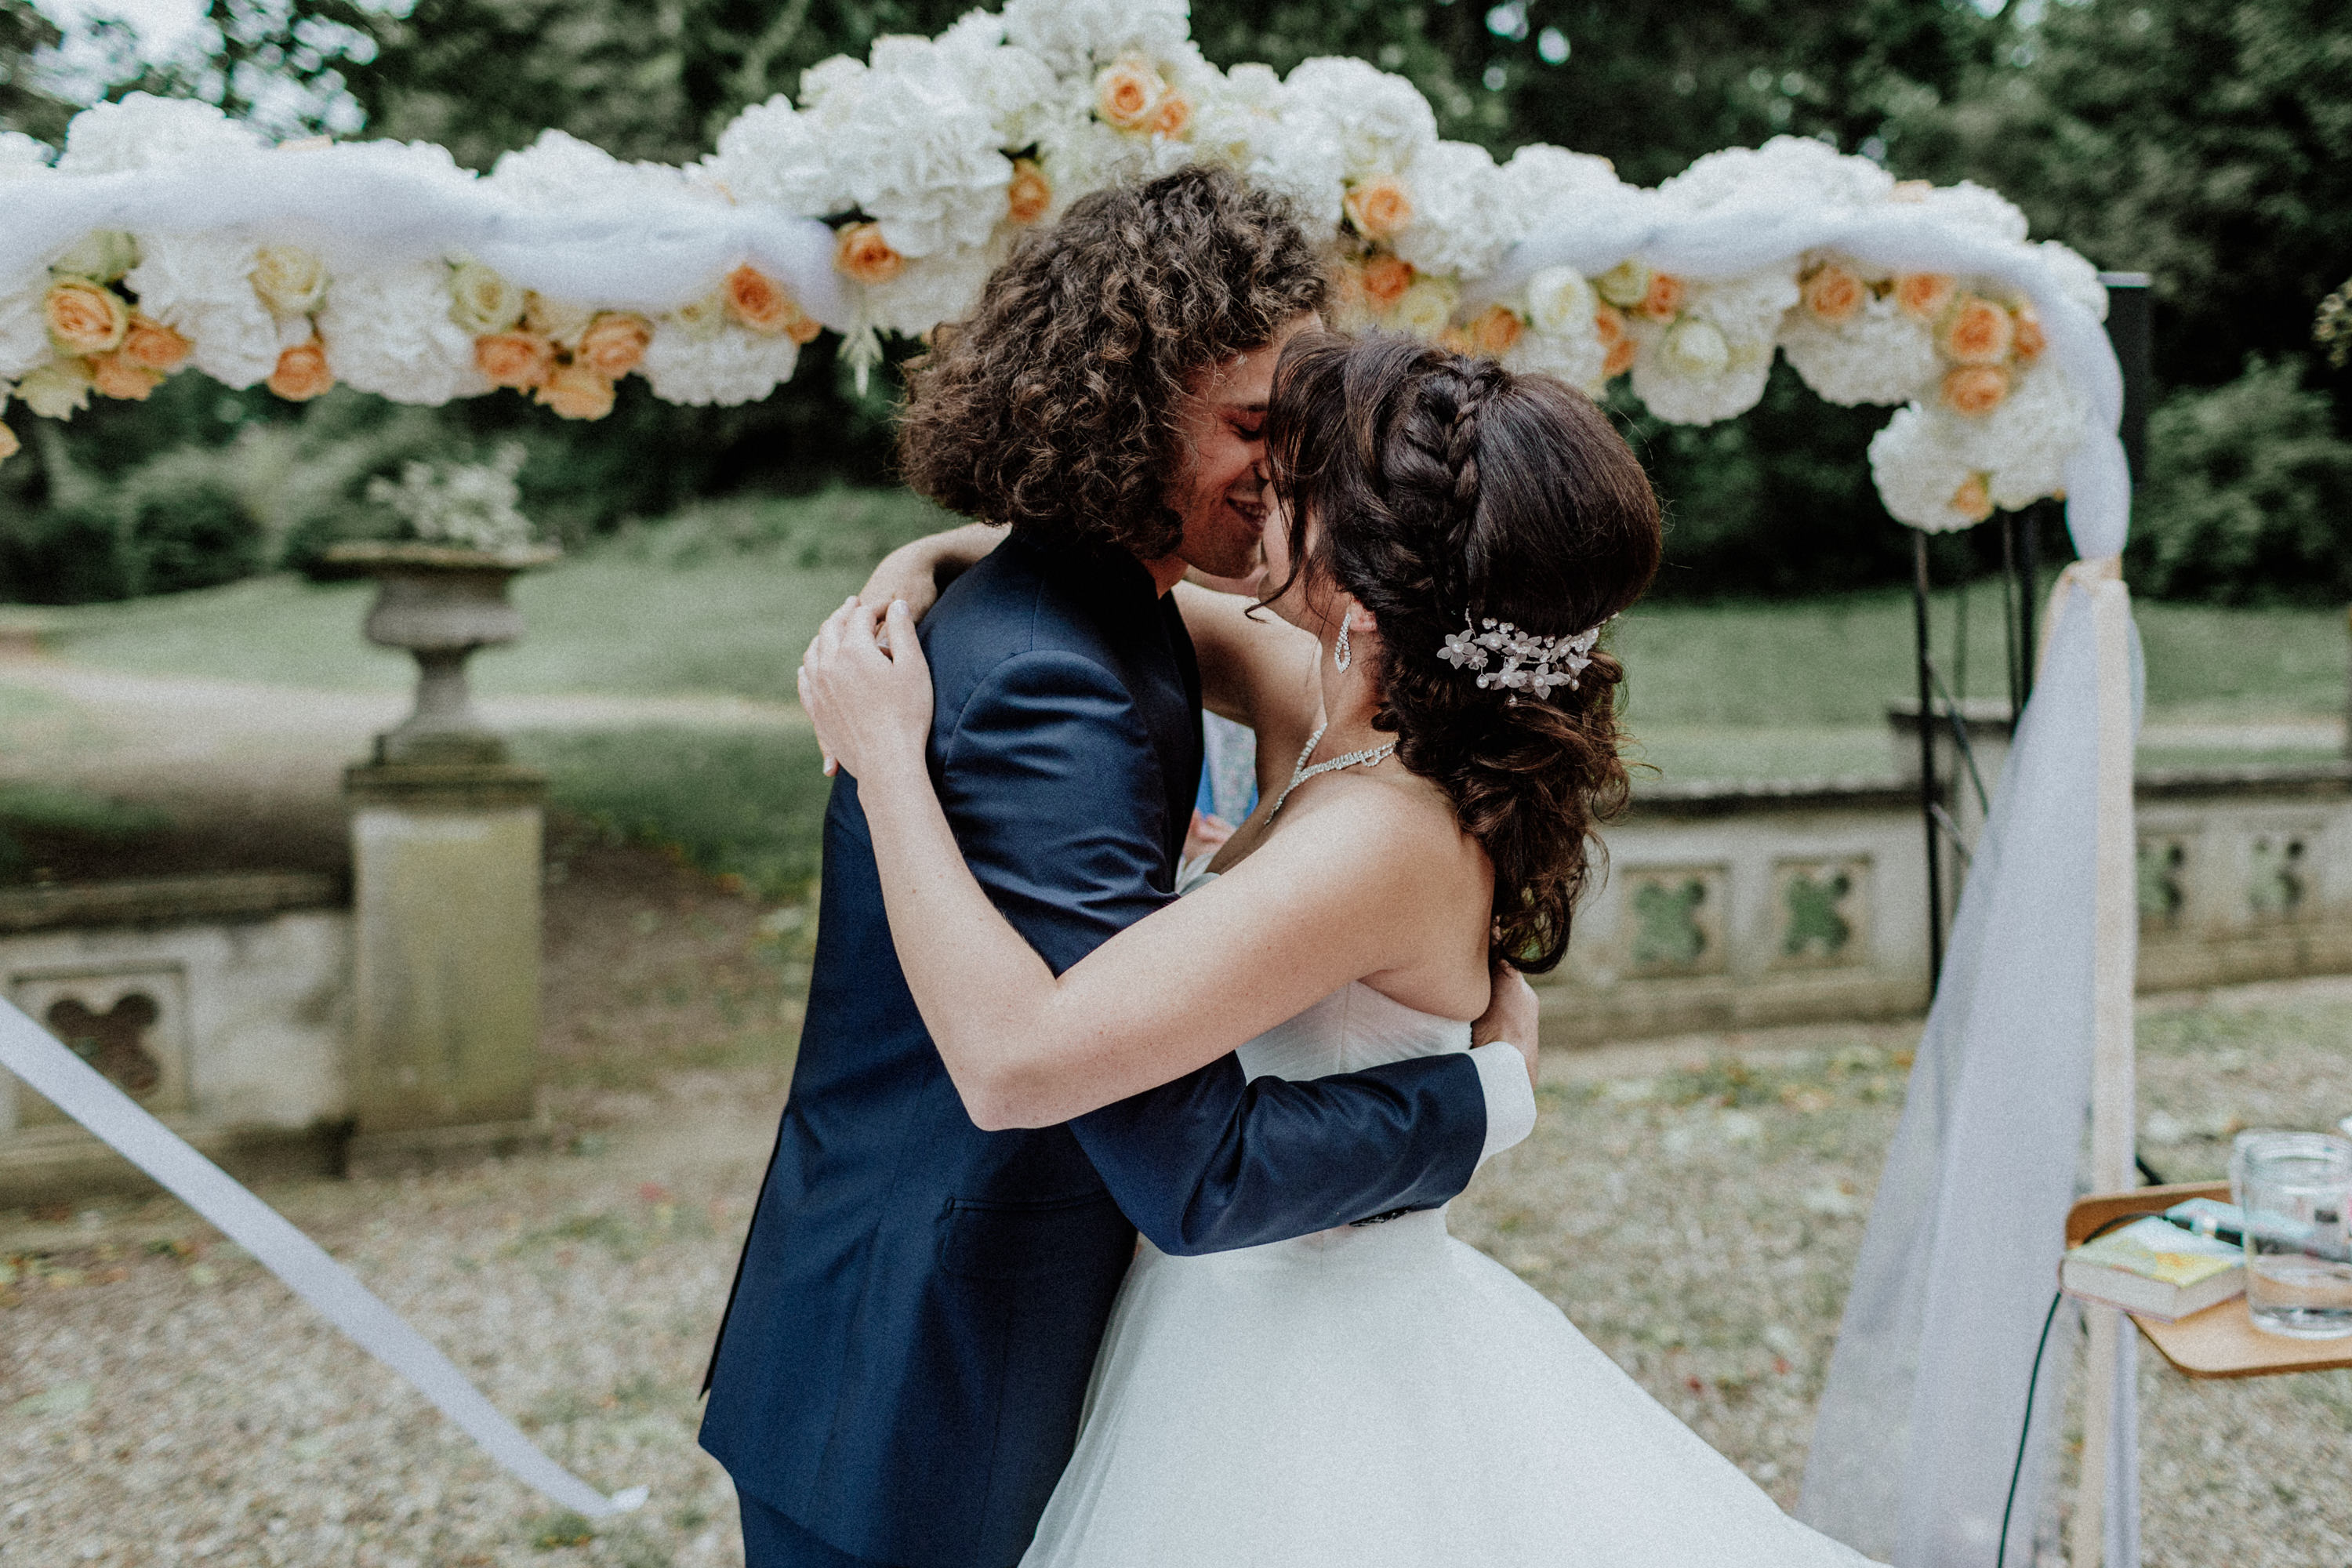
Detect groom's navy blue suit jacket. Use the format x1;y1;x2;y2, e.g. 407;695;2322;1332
700;535;1493;1568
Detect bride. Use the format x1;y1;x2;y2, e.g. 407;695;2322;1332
797;332;1876;1567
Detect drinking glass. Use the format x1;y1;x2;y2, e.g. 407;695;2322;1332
2231;1131;2352;1340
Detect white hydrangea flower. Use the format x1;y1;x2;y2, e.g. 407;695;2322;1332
1504;325;1609;397
1926;360;2089;510
488;128;695;208
1626;267;1796;425
2034;240;2109;323
1659;136;1893;212
639;321;801;406
797;45;1014;259
318;263;491;405
1390;276;1459;340
1186;64;1344;227
1001;0;1192;78
1499;143;1624;213
707;95;849;218
1036;111;1193;209
0;289;50;380
0;132;53;180
1918;180;2030;245
1869;403;1989;532
1282;56;1436;182
1780;291;1940;406
125;234;282;389
935;15;1063;151
57;93;267;174
859;244;999;338
1393;140;1520;281
1521;265;1595;337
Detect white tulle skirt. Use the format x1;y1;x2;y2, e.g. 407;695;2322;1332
1020;1208;1881;1568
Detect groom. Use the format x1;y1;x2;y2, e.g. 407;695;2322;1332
700;166;1541;1568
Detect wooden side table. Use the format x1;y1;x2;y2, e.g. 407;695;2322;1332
2068;1181;2352;1377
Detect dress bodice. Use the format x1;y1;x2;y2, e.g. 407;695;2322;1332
1176;866;1473;1081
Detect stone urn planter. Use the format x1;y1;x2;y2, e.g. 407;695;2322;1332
324;541;562;766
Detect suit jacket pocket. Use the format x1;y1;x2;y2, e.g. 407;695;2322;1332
937;1192;1131;1281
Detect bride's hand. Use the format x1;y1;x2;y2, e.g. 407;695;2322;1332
798;597;935;779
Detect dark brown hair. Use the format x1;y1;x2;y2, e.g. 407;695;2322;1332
897;165;1328;559
1266;332;1662;972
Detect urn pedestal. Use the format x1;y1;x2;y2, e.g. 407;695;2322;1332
327;543;561;1168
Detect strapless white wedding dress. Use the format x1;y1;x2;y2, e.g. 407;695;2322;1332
1019;877;1880;1568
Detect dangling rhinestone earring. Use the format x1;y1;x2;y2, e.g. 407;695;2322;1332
1334;619;1352;673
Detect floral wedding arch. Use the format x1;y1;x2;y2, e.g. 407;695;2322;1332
0;3;2147;1564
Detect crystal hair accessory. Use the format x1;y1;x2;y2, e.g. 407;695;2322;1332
1436;615;1607;699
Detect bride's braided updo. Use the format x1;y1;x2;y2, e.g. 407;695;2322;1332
1265;332;1662;971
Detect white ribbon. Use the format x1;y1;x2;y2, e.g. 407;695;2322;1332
0;997;647;1519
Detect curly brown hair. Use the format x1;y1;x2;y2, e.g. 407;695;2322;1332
897;165;1329;559
1266;332;1663;973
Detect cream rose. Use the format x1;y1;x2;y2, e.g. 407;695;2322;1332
45;280;129;354
251;245;330;318
1523;266;1595;337
49;230;139;284
447;260;526;336
577;312;655;379
0;420;17;464
668;292;729;343
1390;278;1458;339
17;361;92;419
535;362;615;421
1658;317;1730;379
524;292;597;347
267;339;335;401
1594;260;1651;310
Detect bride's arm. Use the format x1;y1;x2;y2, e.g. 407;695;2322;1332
1170;580;1319;731
803;599;1455;1130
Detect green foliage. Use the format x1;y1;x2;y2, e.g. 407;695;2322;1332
1890;0;2352;399
0;0;71;140
2129;359;2352;604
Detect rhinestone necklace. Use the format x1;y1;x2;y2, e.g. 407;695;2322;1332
1267;720;1397;818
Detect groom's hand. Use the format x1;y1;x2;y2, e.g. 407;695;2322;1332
1472;959;1541;1092
859;523;1009;623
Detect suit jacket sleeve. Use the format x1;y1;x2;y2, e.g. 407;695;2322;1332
938;650;1490;1259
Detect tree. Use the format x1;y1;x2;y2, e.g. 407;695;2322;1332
1;0;73;142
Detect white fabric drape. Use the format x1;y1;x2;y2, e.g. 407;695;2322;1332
0;999;647;1519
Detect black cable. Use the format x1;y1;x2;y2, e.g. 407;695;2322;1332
2135;1153;2167;1188
1994;1211;2168;1568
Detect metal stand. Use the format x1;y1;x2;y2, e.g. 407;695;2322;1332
1912;531;1944;985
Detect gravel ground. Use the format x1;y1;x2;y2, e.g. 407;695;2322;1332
5;900;2349;1564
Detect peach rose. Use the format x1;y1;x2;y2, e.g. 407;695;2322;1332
120;314;193;372
1637;271;1686;323
45;279;129;354
576;312;654;379
1094;54;1167;131
833;223;904;286
1436;325;1473;356
1950;474;1993;523
1345;176;1414;241
1007;159;1052;225
1941;364;2011;418
1469;303;1523;358
1149;93;1192;139
535;362;615;421
1895;272;1955;321
475;330;556;390
0;421;17;464
2010;307;2046;365
724;264;796;333
1939;293;2013;365
1363;254;1415;311
1594;305;1636;378
1802;264;1864;325
1890;180;1933;204
86;352;162;401
268;339;335;401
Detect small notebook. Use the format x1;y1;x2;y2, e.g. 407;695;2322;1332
2061;1216;2244;1323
